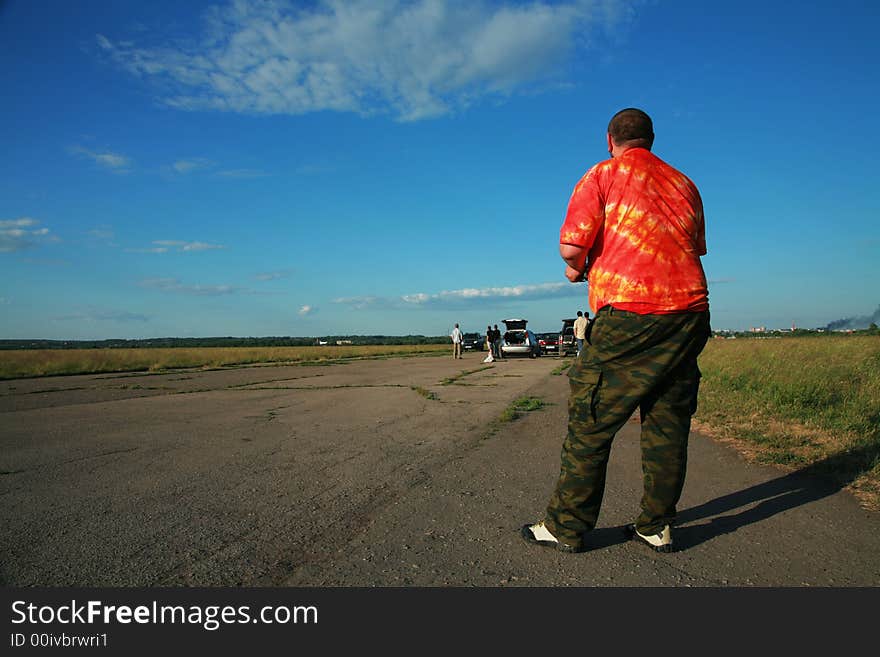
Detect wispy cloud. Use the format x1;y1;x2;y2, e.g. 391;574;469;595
86;226;118;248
298;305;316;316
139;277;240;296
70;145;133;172
125;240;225;253
125;247;170;254
0;218;58;253
172;157;214;173
52;310;150;323
97;0;632;121
215;168;269;179
255;269;293;281
87;227;115;241
165;157;269;178
152;240;226;252
333;295;390;311
334;281;583;310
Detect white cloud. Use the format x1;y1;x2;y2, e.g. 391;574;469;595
53;310;150;323
334;281;583;309
215;168;269;179
151;240;226;251
86;226;119;248
255;270;292;281
406;282;579;304
172;158;214;173
125;247;169;254
70;146;132;172
139;278;239;296
182;241;225;251
332;295;390;311
1;218;38;230
298;305;316;316
0;218;57;253
98;0;632;121
88;228;115;240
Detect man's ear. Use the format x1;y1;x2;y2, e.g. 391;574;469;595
606;132;614;156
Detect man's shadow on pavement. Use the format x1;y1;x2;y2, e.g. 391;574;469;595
672;443;877;550
589;443;876;551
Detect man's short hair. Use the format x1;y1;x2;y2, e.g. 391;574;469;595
577;311;583;316
608;108;654;148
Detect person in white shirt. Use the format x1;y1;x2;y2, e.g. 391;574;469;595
450;323;463;359
573;311;589;356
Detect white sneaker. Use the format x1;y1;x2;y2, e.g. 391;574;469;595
520;521;583;553
627;524;673;552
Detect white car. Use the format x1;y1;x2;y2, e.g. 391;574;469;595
501;318;541;358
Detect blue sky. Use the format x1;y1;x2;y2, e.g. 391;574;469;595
2;0;878;339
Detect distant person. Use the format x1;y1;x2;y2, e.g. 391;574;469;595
483;325;495;363
487;324;498;359
450;323;463;359
522;108;710;554
573;310;589;356
492;324;504;360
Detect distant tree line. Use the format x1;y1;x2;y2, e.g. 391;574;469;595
0;335;449;350
712;326;879;339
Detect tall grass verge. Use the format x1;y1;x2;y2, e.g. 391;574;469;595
0;345;450;379
695;336;880;509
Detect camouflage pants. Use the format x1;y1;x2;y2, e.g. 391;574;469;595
544;307;711;546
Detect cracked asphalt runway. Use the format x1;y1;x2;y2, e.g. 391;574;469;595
2;353;878;586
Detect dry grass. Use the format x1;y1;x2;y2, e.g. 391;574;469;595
695;336;880;510
0;344;450;379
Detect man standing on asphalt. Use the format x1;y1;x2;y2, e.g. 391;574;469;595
492;324;504;360
450;323;463;359
522;108;710;554
573;310;588;356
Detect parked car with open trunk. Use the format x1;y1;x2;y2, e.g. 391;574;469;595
559;318;576;356
501;318;541;358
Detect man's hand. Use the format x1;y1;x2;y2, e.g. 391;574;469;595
565;265;585;283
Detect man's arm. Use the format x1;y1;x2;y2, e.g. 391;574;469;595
560;243;589;282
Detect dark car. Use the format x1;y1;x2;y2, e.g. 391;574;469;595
537;332;559;354
501;319;541;358
461;332;484;351
559;318;576;356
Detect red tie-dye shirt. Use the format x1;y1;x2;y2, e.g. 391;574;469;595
560;148;709;315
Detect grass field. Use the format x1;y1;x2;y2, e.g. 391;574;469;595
0;344;450;379
695;336;880;510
